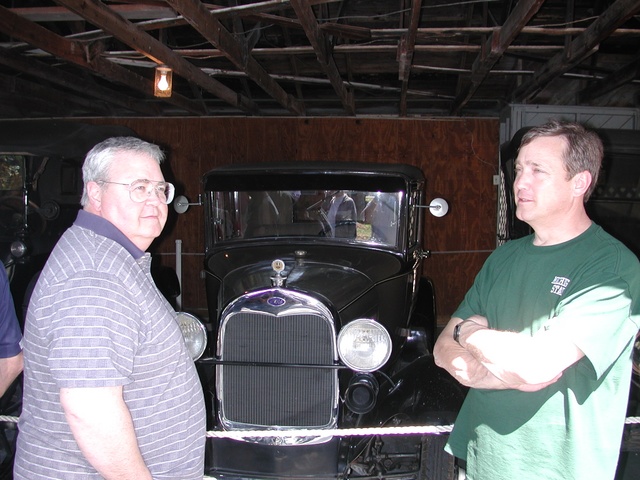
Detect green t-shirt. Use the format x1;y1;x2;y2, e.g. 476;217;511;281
447;223;640;480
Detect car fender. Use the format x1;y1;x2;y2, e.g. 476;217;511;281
373;354;467;427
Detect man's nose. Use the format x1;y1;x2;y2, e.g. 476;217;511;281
513;171;527;190
144;187;163;204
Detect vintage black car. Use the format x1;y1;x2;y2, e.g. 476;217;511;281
192;162;466;479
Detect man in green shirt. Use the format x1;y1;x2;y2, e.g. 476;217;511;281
434;121;640;480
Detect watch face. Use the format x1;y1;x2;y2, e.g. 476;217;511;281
453;322;463;343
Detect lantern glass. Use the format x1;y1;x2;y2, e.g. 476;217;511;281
154;66;173;97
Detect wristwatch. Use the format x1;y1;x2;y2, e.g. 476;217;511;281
453;321;464;344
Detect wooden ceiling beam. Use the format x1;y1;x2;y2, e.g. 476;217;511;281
0;5;202;116
165;0;305;115
398;0;422;117
101;43;566;62
0;46;159;116
450;0;545;115
14;1;355;43
511;0;640;103
55;0;260;115
2;1;639;118
452;2;476;105
289;0;355;115
577;53;640;103
14;1;639;40
10;5;178;22
0;72;108;116
228;0;258;103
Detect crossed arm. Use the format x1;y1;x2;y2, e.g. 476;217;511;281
433;315;584;391
60;386;153;480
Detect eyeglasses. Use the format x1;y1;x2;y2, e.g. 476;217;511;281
100;179;175;204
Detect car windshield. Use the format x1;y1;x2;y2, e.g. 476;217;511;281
208;189;404;247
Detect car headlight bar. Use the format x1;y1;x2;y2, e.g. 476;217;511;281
337;318;392;372
177;311;208;361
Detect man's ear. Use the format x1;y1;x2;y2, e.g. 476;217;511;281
572;171;592;197
85;181;103;211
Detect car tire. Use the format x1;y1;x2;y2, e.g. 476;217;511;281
419;434;455;480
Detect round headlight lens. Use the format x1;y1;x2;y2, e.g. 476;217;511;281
176;312;207;361
337;319;392;372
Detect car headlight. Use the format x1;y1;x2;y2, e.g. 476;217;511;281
176;312;207;361
337;319;392;372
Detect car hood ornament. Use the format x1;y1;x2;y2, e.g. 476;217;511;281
270;259;287;287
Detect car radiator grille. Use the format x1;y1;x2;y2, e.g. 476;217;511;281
219;311;337;428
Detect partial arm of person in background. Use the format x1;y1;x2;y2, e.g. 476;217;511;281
1;266;24;398
434;314;572;391
0;351;23;397
60;386;153;480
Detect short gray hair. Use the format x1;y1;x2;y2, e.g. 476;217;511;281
80;136;165;206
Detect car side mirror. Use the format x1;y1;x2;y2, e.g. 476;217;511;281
174;194;202;214
418;197;449;217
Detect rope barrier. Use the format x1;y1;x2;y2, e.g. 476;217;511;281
3;415;639;439
206;417;640;440
3;414;639;480
206;424;454;439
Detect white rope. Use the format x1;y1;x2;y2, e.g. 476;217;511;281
205;416;640;440
3;414;639;480
3;415;640;435
1;413;635;480
206;424;453;439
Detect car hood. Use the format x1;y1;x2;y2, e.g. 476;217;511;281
221;260;371;311
214;247;404;313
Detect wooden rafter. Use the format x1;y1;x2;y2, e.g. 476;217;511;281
398;0;422;117
0;46;159;116
0;72;108;116
0;5;203;115
55;0;260;115
1;1;639;118
450;0;545;114
289;0;355;115
165;0;305;115
512;0;640;103
577;52;640;103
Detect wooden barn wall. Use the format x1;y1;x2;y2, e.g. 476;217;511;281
87;117;499;324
